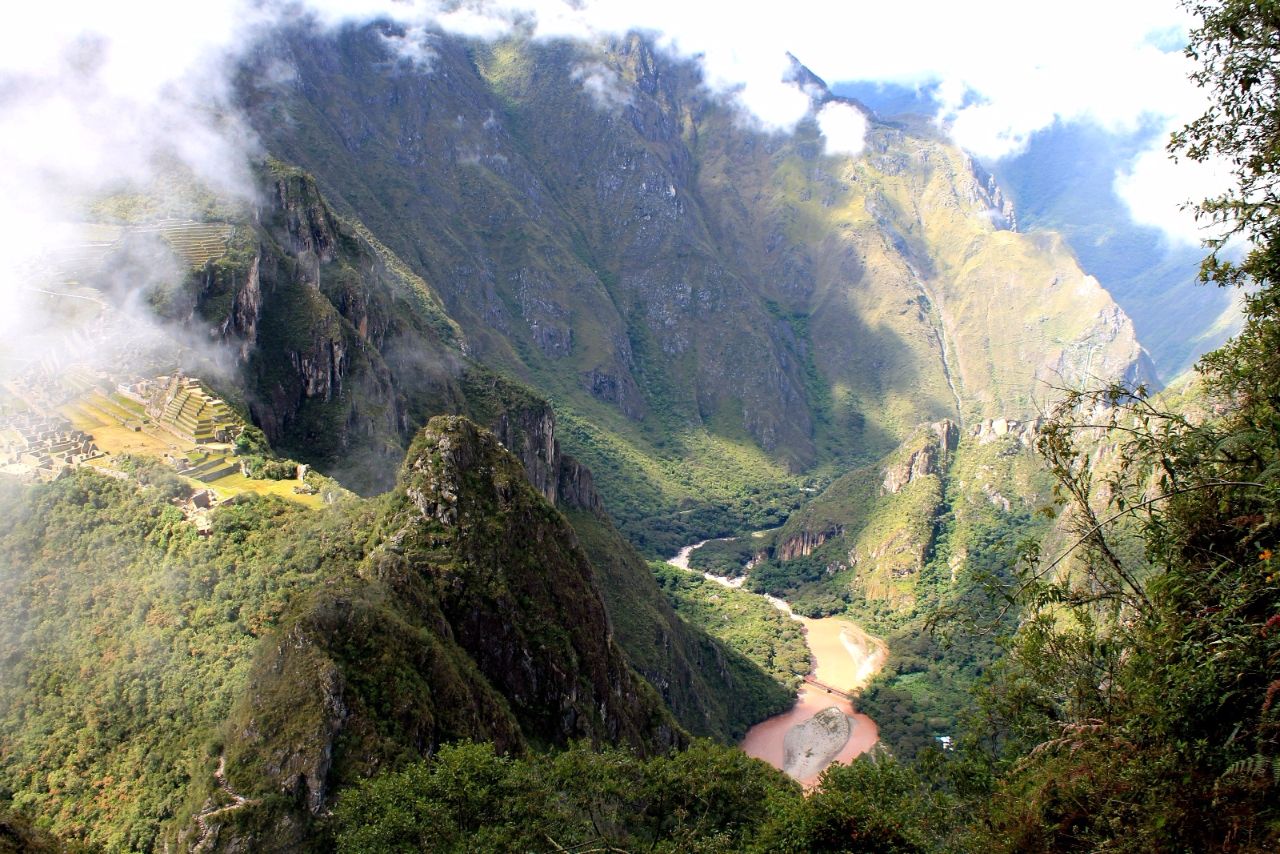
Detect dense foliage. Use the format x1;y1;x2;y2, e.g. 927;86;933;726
569;511;795;741
685;536;764;578
653;563;810;685
953;3;1280;848
0;414;809;850
332;740;959;854
0;473;355;850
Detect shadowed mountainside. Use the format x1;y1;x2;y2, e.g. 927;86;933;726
235;25;1154;550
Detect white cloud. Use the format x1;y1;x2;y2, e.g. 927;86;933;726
0;2;269;366
816;101;869;158
1115;147;1232;246
380;24;439;70
0;0;1225;312
571;61;633;111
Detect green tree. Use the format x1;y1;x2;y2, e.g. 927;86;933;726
1175;0;1280;289
967;3;1280;849
332;741;802;854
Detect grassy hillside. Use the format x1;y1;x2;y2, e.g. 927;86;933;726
567;509;794;741
652;563;810;686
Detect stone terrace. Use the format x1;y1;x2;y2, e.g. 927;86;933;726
0;410;99;481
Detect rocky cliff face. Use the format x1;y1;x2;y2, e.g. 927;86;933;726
778;526;845;561
488;400;560;505
237;25;1154;539
191;162;467;492
558;454;606;515
972;415;1041;446
881;420;956;494
206;246;262;362
456;367;608;516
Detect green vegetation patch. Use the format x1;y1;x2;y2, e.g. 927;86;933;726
332;739;961;854
0;472;358;850
653;563;809;685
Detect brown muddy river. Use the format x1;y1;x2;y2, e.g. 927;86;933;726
668;541;887;785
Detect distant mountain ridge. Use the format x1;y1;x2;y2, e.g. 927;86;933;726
835;80;1239;379
227;24;1154;551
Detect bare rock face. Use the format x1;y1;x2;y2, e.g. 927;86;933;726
211;251;262;361
581;366;647;419
779;526;844;561
969;157;1018;232
882;445;935;495
972;416;1041;447
478;381;611;516
558;454;606;516
491;403;560;505
932;418;960;454
882;420;956;494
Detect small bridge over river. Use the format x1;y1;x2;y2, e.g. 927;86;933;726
803;675;854;700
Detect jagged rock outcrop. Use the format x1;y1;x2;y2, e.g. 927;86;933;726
271;172;341;287
883;445;937;495
466;370;611;516
490;401;560;504
212;416;681;849
883;419;957;493
779;526;844;561
933;418;960;453
558;454;605;515
970;158;1018;232
209;249;261;361
972;415;1041;446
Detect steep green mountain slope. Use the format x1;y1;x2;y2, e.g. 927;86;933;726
182;160;464;493
568;509;793;740
651;563;810;686
687;417;1053;757
988;119;1240;379
10;22;1169;834
63;150;797;746
0;415;789;851
239;26;1153;552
